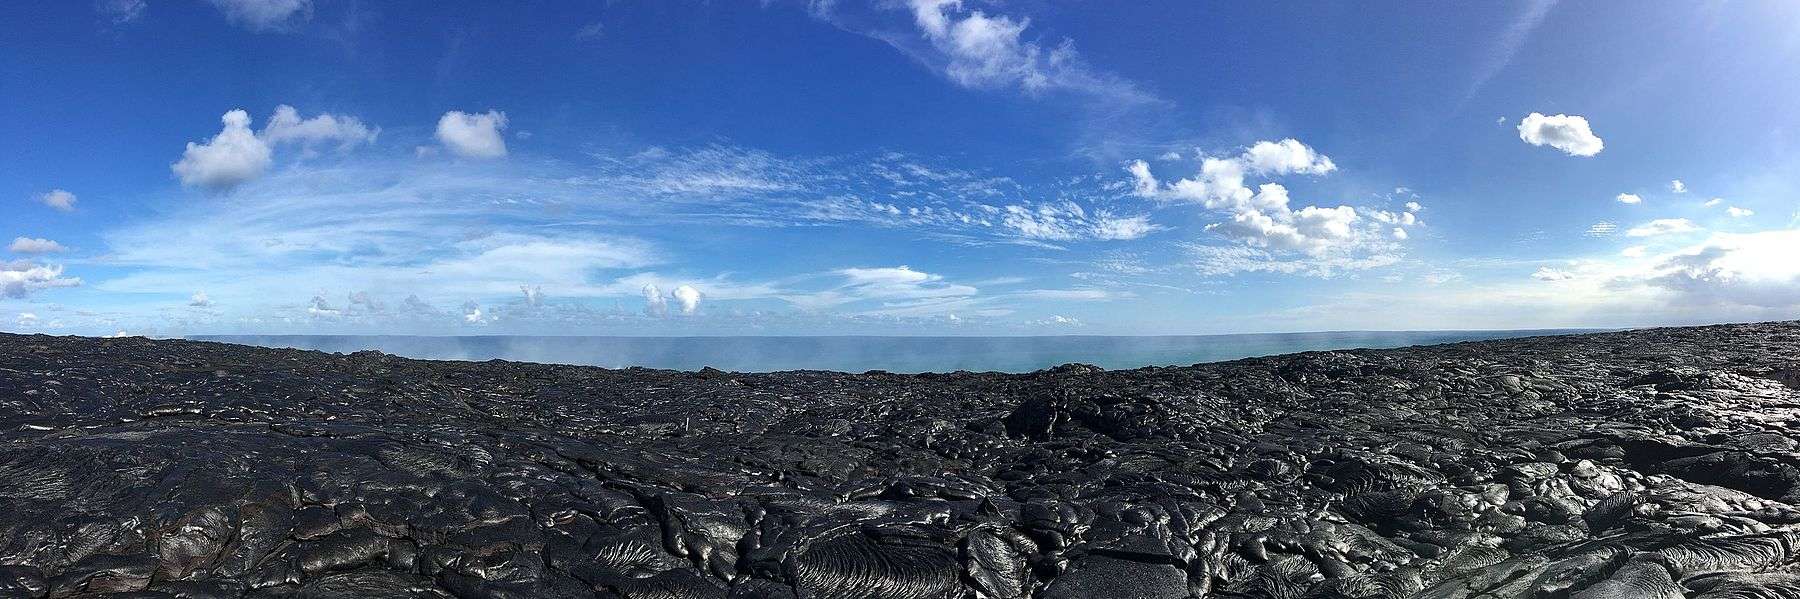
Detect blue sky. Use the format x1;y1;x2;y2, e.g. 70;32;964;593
4;0;1800;336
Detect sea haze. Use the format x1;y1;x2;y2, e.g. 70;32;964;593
189;330;1594;373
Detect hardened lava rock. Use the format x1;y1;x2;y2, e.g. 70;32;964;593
4;322;1800;598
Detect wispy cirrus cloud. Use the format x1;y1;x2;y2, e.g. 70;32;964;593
74;141;1164;332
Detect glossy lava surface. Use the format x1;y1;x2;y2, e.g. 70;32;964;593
3;323;1800;598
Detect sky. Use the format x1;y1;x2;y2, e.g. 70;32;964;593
3;0;1800;337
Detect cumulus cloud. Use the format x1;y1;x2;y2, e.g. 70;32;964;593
1626;218;1700;237
1130;139;1410;276
35;189;77;212
347;290;383;312
642;283;668;317
206;0;311;31
897;0;1145;101
672;284;702;315
1532;267;1575;281
1669;179;1687;193
1131;139;1336;207
189;291;212;307
462;301;487;324
171;110;274;190
261;105;379;149
1616;193;1642;205
1727;207;1755;218
1517;112;1604;156
1126;160;1158;197
1241;138;1337;175
436;110;509;158
9;238;67;255
305;294;340;317
2;260;82;299
521;285;544;307
173;106;374;190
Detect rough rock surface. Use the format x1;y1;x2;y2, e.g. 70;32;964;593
4;323;1800;598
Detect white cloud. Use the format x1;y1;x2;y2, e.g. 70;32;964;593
435;110;509;158
1;260;81;299
1622;245;1646;257
1626;218;1700;237
1465;0;1557;101
998;202;1158;242
780;265;987;317
306;294;341;318
1704;197;1724;207
1126;160;1158;197
1669;179;1687;193
1090;213;1155;240
1013;288;1126;301
1517;112;1604;156
261;105;378;148
190;291;212;307
1727;206;1755;218
1532;267;1575;281
9;238;67;254
173;110;272;189
1241;139;1337;175
521;285;544;307
1615;193;1642;204
174;106;374;190
1586;221;1618;237
642;283;668;317
672;284;702;315
1131;139;1406;276
897;0;1145;102
97;0;146;24
835;265;974;300
1423;270;1464;285
35;189;77;212
462;302;487;324
16;313;38;326
1136;139;1336;208
206;0;312;32
1157;151;1182;161
1641;229;1800;308
1028;314;1083;326
1184;243;1399;277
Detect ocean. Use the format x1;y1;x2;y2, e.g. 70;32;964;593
189;329;1594;373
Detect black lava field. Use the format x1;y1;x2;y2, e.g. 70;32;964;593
5;323;1800;598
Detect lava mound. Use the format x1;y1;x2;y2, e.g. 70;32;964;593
4;323;1800;598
